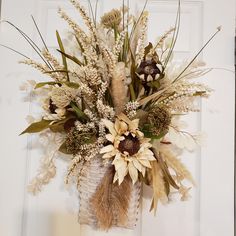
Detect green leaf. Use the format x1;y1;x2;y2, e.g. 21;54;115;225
152;150;179;190
64;82;80;89
141;124;166;140
35;82;59;89
56;30;69;81
50;124;64;133
20;120;52;135
148;80;161;89
57;49;83;66
70;102;88;122
58;142;73;155
35;81;79;89
49;119;67;133
49;115;77;133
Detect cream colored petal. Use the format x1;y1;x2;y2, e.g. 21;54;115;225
132;158;143;172
139;147;154;156
141;151;156;161
129;119;139;131
140;139;152;146
102;119;117;136
114;152;121;160
102;150;116;159
147;74;153;82
128;162;138;184
117;113;132;124
114;159;128;185
130;132;136;137
113;157;126;170
117;169;127;185
114;119;120;133
155;74;160;80
139;153;155;161
139;74;145;81
118;135;125;141
113;172;119;183
141;166;146;177
119;121;128;133
100;145;114;154
115;119;128;134
148;155;156;161
136;130;144;138
105;134;115;143
139;159;152;168
113;139;120;149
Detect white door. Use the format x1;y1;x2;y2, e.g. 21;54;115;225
0;0;234;236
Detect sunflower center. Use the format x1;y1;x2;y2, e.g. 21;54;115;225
118;134;140;156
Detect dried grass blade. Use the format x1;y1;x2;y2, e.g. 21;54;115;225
56;31;69;81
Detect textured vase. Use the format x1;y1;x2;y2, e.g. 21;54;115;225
77;157;141;229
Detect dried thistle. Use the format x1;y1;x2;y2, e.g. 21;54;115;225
101;9;122;29
65;128;94;156
147;106;171;136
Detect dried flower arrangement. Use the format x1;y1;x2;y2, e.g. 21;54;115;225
2;0;220;231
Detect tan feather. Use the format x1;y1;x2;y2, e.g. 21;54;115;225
161;148;195;185
149;161;168;215
90;165;132;230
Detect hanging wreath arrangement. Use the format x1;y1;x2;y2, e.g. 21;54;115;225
2;0;220;230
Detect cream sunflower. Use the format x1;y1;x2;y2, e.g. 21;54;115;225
100;113;155;185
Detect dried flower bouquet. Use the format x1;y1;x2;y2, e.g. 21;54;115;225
2;0;220;231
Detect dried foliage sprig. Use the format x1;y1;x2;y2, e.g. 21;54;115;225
2;0;220;230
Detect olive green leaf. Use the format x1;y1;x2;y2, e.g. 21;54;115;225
58;142;73;155
35;81;79;89
153;150;179;190
63;82;80;89
70;102;88;122
56;30;69;81
57;49;83;66
20;119;52;135
50;120;66;133
35;81;59;89
141;124;166;140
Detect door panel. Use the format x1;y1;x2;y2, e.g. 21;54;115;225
141;2;202;235
0;0;234;236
